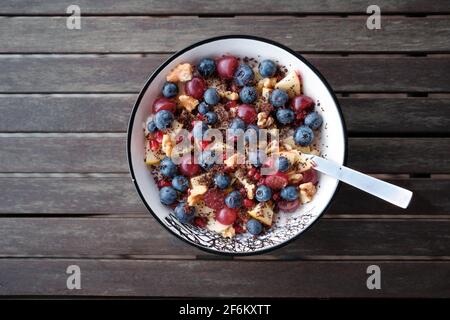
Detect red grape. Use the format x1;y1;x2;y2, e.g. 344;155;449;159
237;104;257;124
216;207;238;225
185;77;206;99
277;199;300;212
291;95;314;114
265;172;289;190
225;100;237;110
153;97;176;113
301;169;318;185
243;198;255;208
179;155;201;177
216;56;239;79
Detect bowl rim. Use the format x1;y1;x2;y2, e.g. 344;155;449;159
127;35;348;256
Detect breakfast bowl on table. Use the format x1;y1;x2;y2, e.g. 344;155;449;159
127;35;347;255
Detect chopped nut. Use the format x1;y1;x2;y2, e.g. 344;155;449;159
166;63;193;82
187;185;207;206
161;134;175;157
299;182;316;204
221;225;236;238
178;95;199;112
235;170;256;199
257;112;269;127
262;87;272;101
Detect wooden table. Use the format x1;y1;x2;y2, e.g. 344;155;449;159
0;1;449;298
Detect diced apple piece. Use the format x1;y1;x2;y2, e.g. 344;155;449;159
275;70;301;98
248;202;274;226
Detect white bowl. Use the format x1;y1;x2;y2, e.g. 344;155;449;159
127;35;347;255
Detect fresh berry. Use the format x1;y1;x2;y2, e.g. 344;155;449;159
225;100;237;110
272;192;280;201
198;150;217;170
304;111;323;130
237;104;257;124
153;97;176;114
240;86;258;104
255;185;272;202
275;156;290;172
197;58;216;77
258;59;277;78
247;167;257;178
277;199;300;212
234;222;245;234
179;155;201;177
228;118;246;136
280;186;298;201
160;157;177;177
254;172;261;180
246;219;263;235
249;150;265;168
265;172;289;190
243;198;255;208
275;108;295;125
225;190;243;209
185;77;206;99
270;89;289;107
194;216;208;228
150;139;159;151
192;121;209;140
147;120;157;133
155;130;164;143
157;179;172;188
291;95;315;113
216;207;237;225
197;102;210;115
234;64;254;86
174;202;195;223
204;88;220;106
159;186;177;205
162;82;178;98
302;169;319;185
200;140;210;151
216;56;239;79
154;110;174;130
205;111;218;125
294;125;314;146
214;174;231;189
203;189;226;212
171;175;189;192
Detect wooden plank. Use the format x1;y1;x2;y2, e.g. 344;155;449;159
0;17;449;53
0;218;448;257
1;95;449;133
0;136;448;173
0;177;447;215
1;0;449;15
1;55;449;93
0;259;449;297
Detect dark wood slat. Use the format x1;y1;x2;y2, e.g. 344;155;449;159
1;259;449;297
2;0;449;14
0;17;449;53
1;95;449;133
0;218;449;257
0;177;447;215
0;136;448;173
1;55;449;93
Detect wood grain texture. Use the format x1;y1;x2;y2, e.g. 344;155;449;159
0;177;447;215
1;95;449;133
1;259;449;297
0;218;449;257
2;55;449;93
1;0;449;15
0;17;449;53
0;136;448;173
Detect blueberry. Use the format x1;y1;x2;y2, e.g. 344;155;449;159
294;125;314;146
205;111;218;125
255;185;272;202
225;190;243;209
198;150;217;170
270;89;289;107
204;88;220;106
159;186;177;205
234;64;254;86
147;119;157;133
249;150;266;168
228;118;246;136
198;102;210;115
280;186;298;201
276;156;290;172
174;202;196;223
304;111;323;130
171;175;189;192
214;174;231;189
258;60;277;78
246;219;263;235
160;157;177;177
276;108;295;125
240;86;257;104
245;124;259;143
197;58;216;77
162;82;178;98
154;110;174;130
192;121;209;140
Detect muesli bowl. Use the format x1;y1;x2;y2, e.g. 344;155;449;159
127;35;347;255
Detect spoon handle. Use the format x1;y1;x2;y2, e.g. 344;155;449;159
309;156;413;208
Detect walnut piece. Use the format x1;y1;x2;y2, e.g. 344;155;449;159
178;95;199;112
299;182;316;204
257;112;274;128
166;63;193;82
